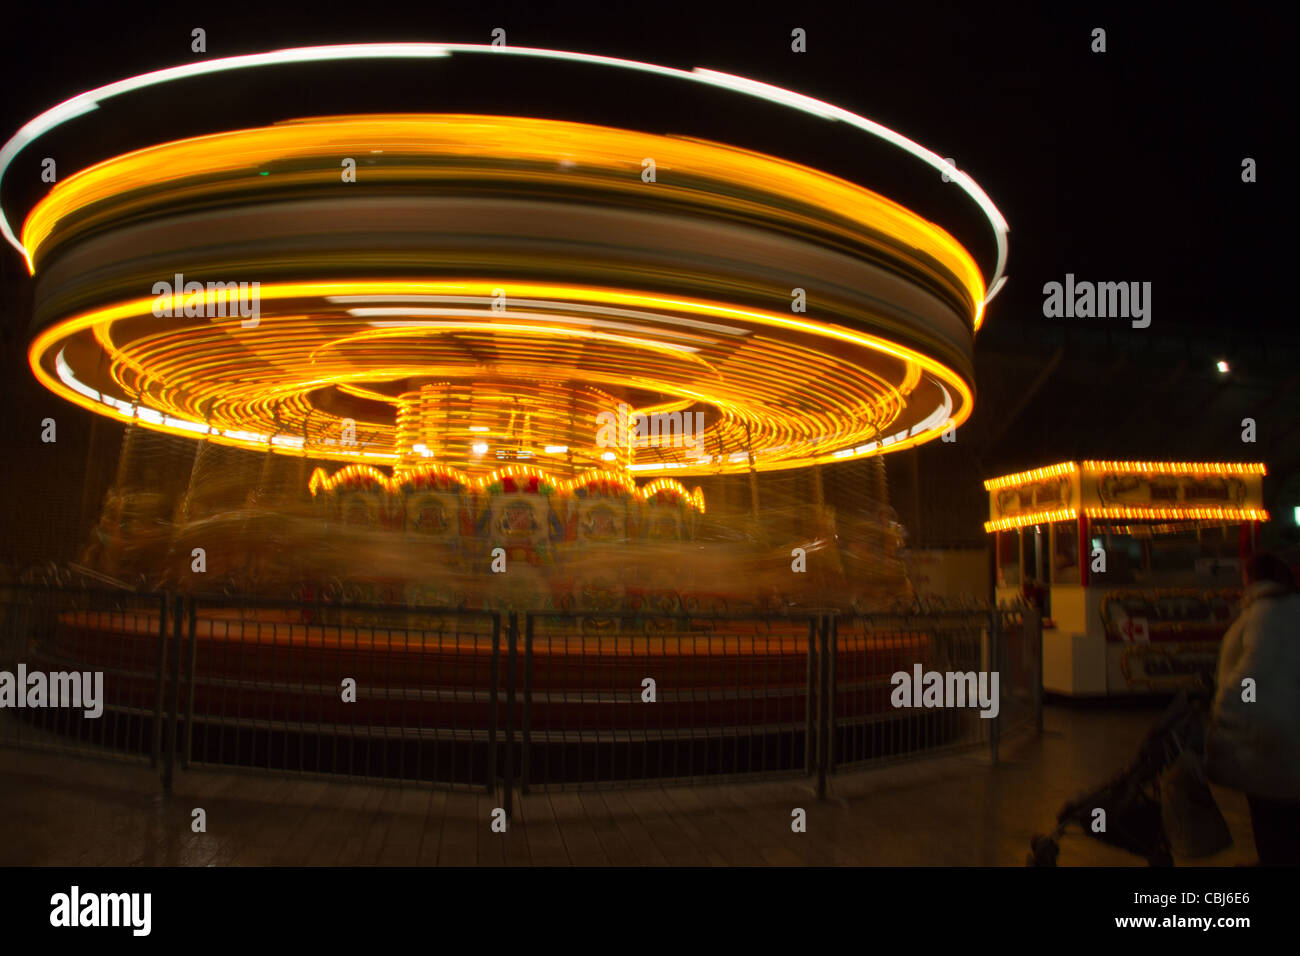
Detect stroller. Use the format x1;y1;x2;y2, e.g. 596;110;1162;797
1027;687;1220;866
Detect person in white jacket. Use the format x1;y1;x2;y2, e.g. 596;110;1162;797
1206;552;1300;865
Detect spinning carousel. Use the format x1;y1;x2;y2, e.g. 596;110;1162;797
2;44;1010;776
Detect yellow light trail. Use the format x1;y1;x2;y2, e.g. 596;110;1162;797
32;280;976;474
309;461;706;512
22;115;987;327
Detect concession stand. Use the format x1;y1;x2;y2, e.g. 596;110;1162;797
984;461;1267;697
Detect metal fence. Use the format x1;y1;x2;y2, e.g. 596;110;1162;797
0;584;168;767
520;611;815;792
179;596;502;792
0;582;1041;807
832;607;1041;775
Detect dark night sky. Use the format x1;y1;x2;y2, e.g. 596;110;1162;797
0;0;1288;341
0;0;1293;557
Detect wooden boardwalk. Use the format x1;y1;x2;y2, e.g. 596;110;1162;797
0;704;1259;866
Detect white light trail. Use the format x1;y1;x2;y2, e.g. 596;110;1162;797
1;43;1008;300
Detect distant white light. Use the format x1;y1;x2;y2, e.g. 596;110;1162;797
544;445;568;454
1216;360;1230;374
1294;506;1300;526
472;442;488;455
601;451;617;461
468;426;489;432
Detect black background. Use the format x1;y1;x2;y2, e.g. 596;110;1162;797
0;0;1293;934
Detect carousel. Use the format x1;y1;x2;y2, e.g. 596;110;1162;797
2;43;1011;776
16;101;1003;611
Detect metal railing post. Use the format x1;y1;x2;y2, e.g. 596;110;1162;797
805;616;816;777
988;610;1000;766
828;614;837;776
8;592;34;751
521;613;533;794
817;614;830;801
183;597;198;768
163;594;183;792
504;611;517;820
1032;607;1044;734
151;593;167;769
487;613;500;796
